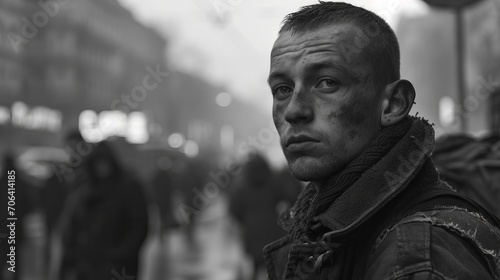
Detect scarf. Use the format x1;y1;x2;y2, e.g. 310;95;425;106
281;117;416;241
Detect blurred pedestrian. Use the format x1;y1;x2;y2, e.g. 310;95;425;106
59;141;148;280
433;134;500;217
0;153;36;280
176;158;206;245
41;130;91;280
229;154;289;280
150;157;178;237
273;167;303;216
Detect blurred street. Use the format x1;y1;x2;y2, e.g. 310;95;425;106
14;194;259;280
140;194;252;280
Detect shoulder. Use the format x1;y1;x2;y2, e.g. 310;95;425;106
365;208;500;280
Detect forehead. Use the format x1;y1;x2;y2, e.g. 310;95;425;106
271;23;370;67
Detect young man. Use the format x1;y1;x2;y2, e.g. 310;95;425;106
264;2;500;279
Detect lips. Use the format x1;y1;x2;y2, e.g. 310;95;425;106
285;135;320;147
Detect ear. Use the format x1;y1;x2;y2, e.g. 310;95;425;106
380;79;415;127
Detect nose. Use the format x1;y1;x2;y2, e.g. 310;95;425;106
284;88;313;124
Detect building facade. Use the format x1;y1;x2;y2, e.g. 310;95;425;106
0;0;169;156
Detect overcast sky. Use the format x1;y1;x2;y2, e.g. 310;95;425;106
116;0;429;112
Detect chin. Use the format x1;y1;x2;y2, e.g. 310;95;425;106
287;156;340;182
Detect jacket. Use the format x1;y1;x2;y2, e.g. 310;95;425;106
61;142;148;280
264;119;500;279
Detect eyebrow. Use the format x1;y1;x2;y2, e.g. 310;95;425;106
267;72;288;85
267;61;362;85
306;61;362;83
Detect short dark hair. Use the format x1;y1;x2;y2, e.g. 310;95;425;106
280;1;400;91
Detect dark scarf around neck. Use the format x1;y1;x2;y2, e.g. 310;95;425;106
280;116;430;241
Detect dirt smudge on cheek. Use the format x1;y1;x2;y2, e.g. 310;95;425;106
347;129;359;141
344;93;368;126
329;93;368;141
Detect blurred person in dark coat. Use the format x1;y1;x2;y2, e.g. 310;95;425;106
0;153;35;280
432;134;500;217
229;154;292;280
41;131;90;234
150;157;178;237
41;130;91;279
274;167;303;215
59;141;148;280
176;157;206;245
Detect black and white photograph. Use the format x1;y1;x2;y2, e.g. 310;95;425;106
0;0;500;279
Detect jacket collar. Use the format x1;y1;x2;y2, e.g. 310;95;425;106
315;118;436;239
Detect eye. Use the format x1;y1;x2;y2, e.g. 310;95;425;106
272;85;293;98
317;78;338;89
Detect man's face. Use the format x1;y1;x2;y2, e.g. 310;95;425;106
269;23;384;182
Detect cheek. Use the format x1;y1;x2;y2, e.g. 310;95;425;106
327;95;373;141
340;93;370;125
272;104;285;131
351;101;381;142
346;103;367;126
345;103;369;140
